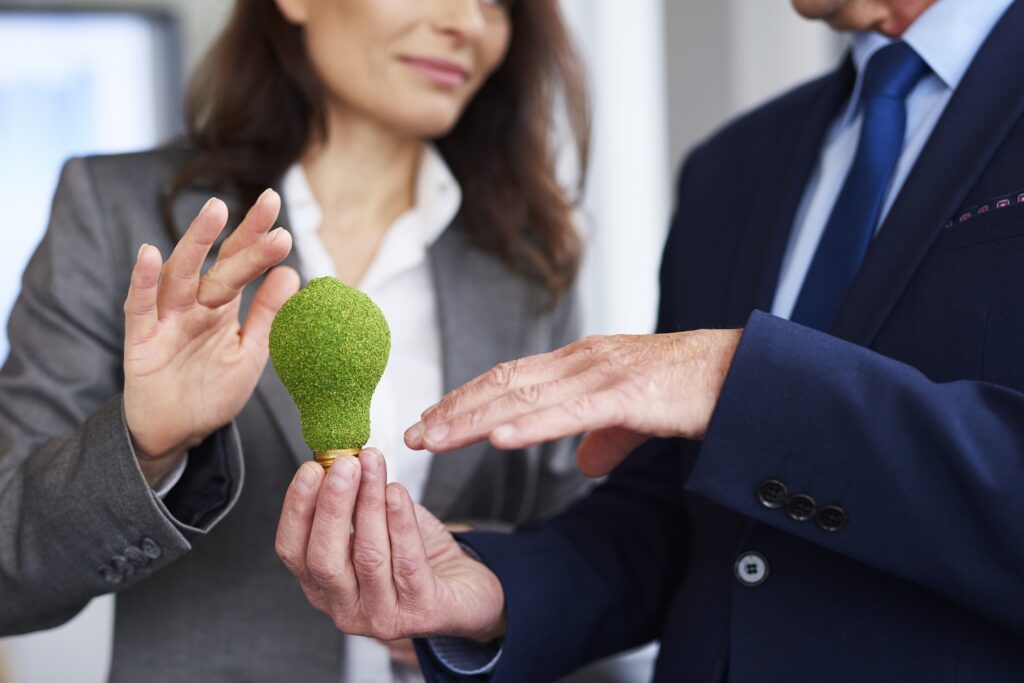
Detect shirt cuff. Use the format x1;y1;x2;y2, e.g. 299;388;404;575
151;452;189;499
427;636;503;676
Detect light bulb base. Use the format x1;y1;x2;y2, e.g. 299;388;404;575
314;448;362;470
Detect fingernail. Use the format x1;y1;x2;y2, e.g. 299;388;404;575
329;456;357;488
258;188;273;203
425;423;449;445
137;243;148;260
405;422;423;445
386;485;402;510
362;449;381;476
200;198;215;215
296;463;318;492
263;227;283;244
493;424;516;442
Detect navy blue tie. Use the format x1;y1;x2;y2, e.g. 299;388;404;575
790;42;929;331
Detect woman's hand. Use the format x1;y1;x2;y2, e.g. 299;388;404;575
275;449;507;644
123;190;300;486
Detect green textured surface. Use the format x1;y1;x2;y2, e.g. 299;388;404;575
269;277;391;451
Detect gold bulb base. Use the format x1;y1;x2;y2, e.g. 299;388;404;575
314;448;362;471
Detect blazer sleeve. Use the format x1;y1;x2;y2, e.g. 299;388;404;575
0;158;243;636
688;309;1024;635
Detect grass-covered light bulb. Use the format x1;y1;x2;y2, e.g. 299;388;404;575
269;277;391;470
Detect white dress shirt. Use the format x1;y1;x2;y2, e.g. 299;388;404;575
771;0;1014;319
283;144;460;683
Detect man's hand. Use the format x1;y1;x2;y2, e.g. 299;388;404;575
405;330;742;477
275;449;507;643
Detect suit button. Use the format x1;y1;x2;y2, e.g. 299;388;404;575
734;552;769;587
816;505;847;532
124;546;149;569
785;493;816;521
140;537;162;560
111;555;134;577
756;479;788;509
98;564;123;585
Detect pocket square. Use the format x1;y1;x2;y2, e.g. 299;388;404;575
945;189;1024;228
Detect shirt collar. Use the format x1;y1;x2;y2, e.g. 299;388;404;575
838;0;1013;129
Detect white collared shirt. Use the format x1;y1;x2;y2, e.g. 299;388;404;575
283;144;460;683
771;0;1014;319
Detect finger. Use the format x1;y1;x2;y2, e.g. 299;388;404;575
305;456;361;598
124;244;163;345
275;462;327;581
488;389;627;451
197;227;292;308
217;188;281;260
385;483;435;605
240;265;301;355
576;428;649;478
351;449;398;613
418;366;612;453
157;197;229;314
405;343;591;449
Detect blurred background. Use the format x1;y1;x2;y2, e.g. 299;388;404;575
0;1;841;680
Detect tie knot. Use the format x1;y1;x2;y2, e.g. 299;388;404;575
861;42;929;101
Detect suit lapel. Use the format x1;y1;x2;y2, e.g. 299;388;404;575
420;226;530;518
170;183;310;466
831;0;1024;346
724;60;855;324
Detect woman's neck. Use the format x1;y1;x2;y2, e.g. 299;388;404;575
301;107;423;238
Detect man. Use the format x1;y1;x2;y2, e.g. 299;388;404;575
274;0;1024;679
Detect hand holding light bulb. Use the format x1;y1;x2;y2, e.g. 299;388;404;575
123;189;299;486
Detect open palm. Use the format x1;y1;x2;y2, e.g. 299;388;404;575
123;190;299;484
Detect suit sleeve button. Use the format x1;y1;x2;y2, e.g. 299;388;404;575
756;479;788;508
816;505;847;532
734;552;769;587
140;537;162;560
124;546;149;568
111;555;134;577
98;564;123;585
784;493;817;521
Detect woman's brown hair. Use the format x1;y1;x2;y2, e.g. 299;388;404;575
168;0;590;304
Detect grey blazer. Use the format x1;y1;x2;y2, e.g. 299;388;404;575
0;150;588;681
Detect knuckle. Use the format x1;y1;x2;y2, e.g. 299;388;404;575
306;554;343;585
351;543;387;576
488;361;518;389
391;552;422;582
512;383;542;406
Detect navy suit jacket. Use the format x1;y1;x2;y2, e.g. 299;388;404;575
420;3;1024;681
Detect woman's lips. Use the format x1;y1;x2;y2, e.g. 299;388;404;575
401;57;469;88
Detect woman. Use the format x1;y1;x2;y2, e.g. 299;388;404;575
0;0;589;681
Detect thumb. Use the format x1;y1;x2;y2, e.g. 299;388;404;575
240;265;301;353
576;428;649;478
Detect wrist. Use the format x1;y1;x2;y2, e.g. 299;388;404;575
136;448;188;488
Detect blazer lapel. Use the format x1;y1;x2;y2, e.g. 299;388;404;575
169;182;310;466
831;0;1024;346
420;226;530;518
724;59;855;323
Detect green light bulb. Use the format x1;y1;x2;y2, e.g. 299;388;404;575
269;277;391;468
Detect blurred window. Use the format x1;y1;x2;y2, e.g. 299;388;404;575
0;7;181;361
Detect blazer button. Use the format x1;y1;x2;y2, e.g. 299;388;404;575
734;552;769;587
756;479;788;508
785;493;816;521
123;546;149;569
98;564;123;585
816;505;848;532
140;537;163;560
111;555;134;577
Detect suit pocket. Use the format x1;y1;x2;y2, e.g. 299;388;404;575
932;202;1024;253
